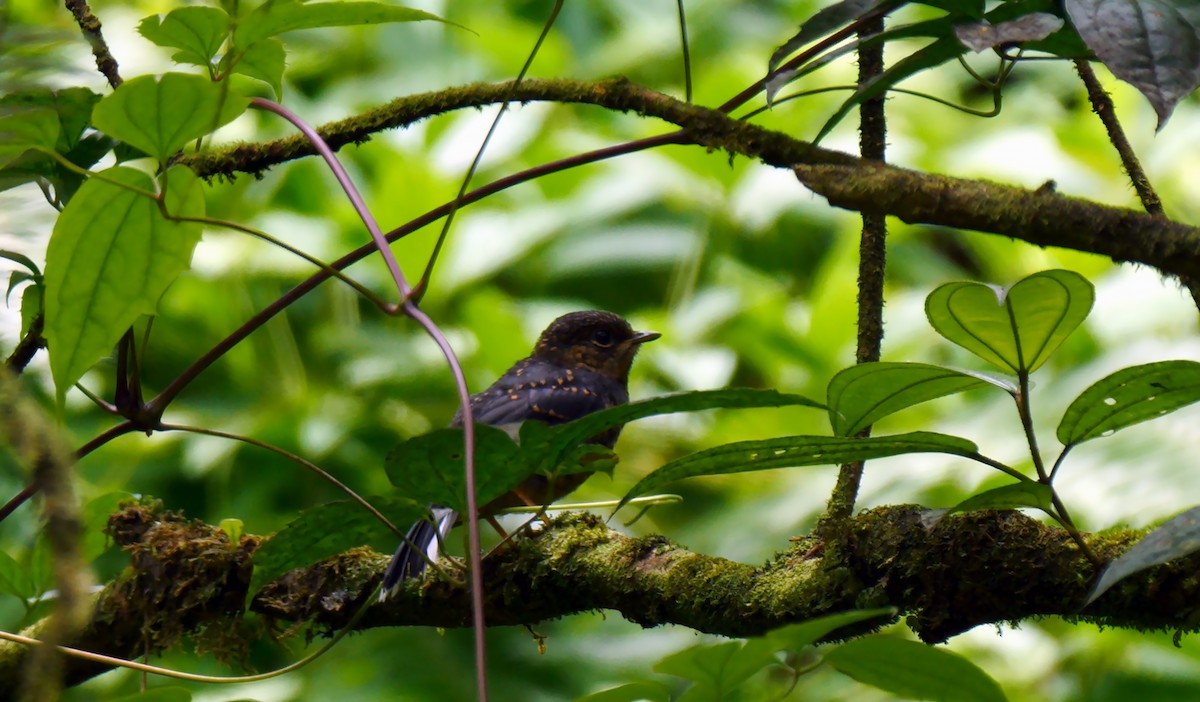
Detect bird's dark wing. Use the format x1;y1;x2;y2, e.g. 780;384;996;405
452;359;624;432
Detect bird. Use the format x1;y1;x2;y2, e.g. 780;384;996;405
379;310;659;600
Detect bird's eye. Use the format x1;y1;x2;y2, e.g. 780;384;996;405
591;328;614;348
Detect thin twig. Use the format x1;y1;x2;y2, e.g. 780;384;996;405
63;0;122;89
1073;59;1162;216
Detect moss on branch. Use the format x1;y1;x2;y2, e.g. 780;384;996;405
3;500;1198;691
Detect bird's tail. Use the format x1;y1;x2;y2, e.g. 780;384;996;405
379;506;457;601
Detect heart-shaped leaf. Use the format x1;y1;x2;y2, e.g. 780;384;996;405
827;362;991;437
1087;505;1200;606
91;73;249;162
1057;360;1200;447
926;269;1093;375
618;432;978;510
138;7;231;68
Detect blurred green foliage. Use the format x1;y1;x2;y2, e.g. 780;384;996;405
2;0;1200;700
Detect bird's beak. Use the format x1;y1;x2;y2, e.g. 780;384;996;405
628;330;661;346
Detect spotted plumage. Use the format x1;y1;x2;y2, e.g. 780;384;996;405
379;310;658;599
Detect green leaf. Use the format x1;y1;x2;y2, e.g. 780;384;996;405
0;108;59;169
946;481;1051;518
1057;361;1200;447
0;250;41;277
138;7;231;68
230;38;287;98
81;491;132;563
925;269;1093;375
19;283;42;338
0;549;36;602
769;0;893;74
765;608;898;650
249;496;426;597
1087;505;1200;606
529;389;825;473
43;166;204;402
219;518;244;545
654;640;762;690
574;681;672;702
619;432;978;509
91;73;250;162
0;88;100;154
825;636;1007;702
827;362;991;437
233;0;449;49
385;425;533;512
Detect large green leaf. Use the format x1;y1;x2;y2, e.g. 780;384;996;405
925;269;1093;375
825;636;1007;702
0;108;59;170
1087;505;1200;606
91;73;249;162
826;362;990;437
233;0;449;49
384;425;532;512
1057;361;1200;447
527;388;824;472
249;496;426;598
43;166;204;401
138;7;231;68
619;432;978;508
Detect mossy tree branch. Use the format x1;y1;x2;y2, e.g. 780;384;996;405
1;502;1193;692
184;77;1200;287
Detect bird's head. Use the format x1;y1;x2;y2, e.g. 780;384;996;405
532;310;659;380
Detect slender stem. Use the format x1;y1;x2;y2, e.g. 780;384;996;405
246;98;488;700
825;13;887;524
410;0;563;312
1073;59;1163;216
0;581;381;684
676;0;693;103
171;216;389;308
63;0;122;89
965;453;1033;483
158;424;404;538
4;314;45;373
1015;373;1048;482
1048;446;1072;483
1048;491;1102;566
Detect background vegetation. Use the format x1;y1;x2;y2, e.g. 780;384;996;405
2;0;1200;699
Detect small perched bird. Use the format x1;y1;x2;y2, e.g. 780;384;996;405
379;310;659;599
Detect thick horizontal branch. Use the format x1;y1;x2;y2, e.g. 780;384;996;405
794;163;1200;280
2;501;1195;691
184;77;1200;284
182;77;856;179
